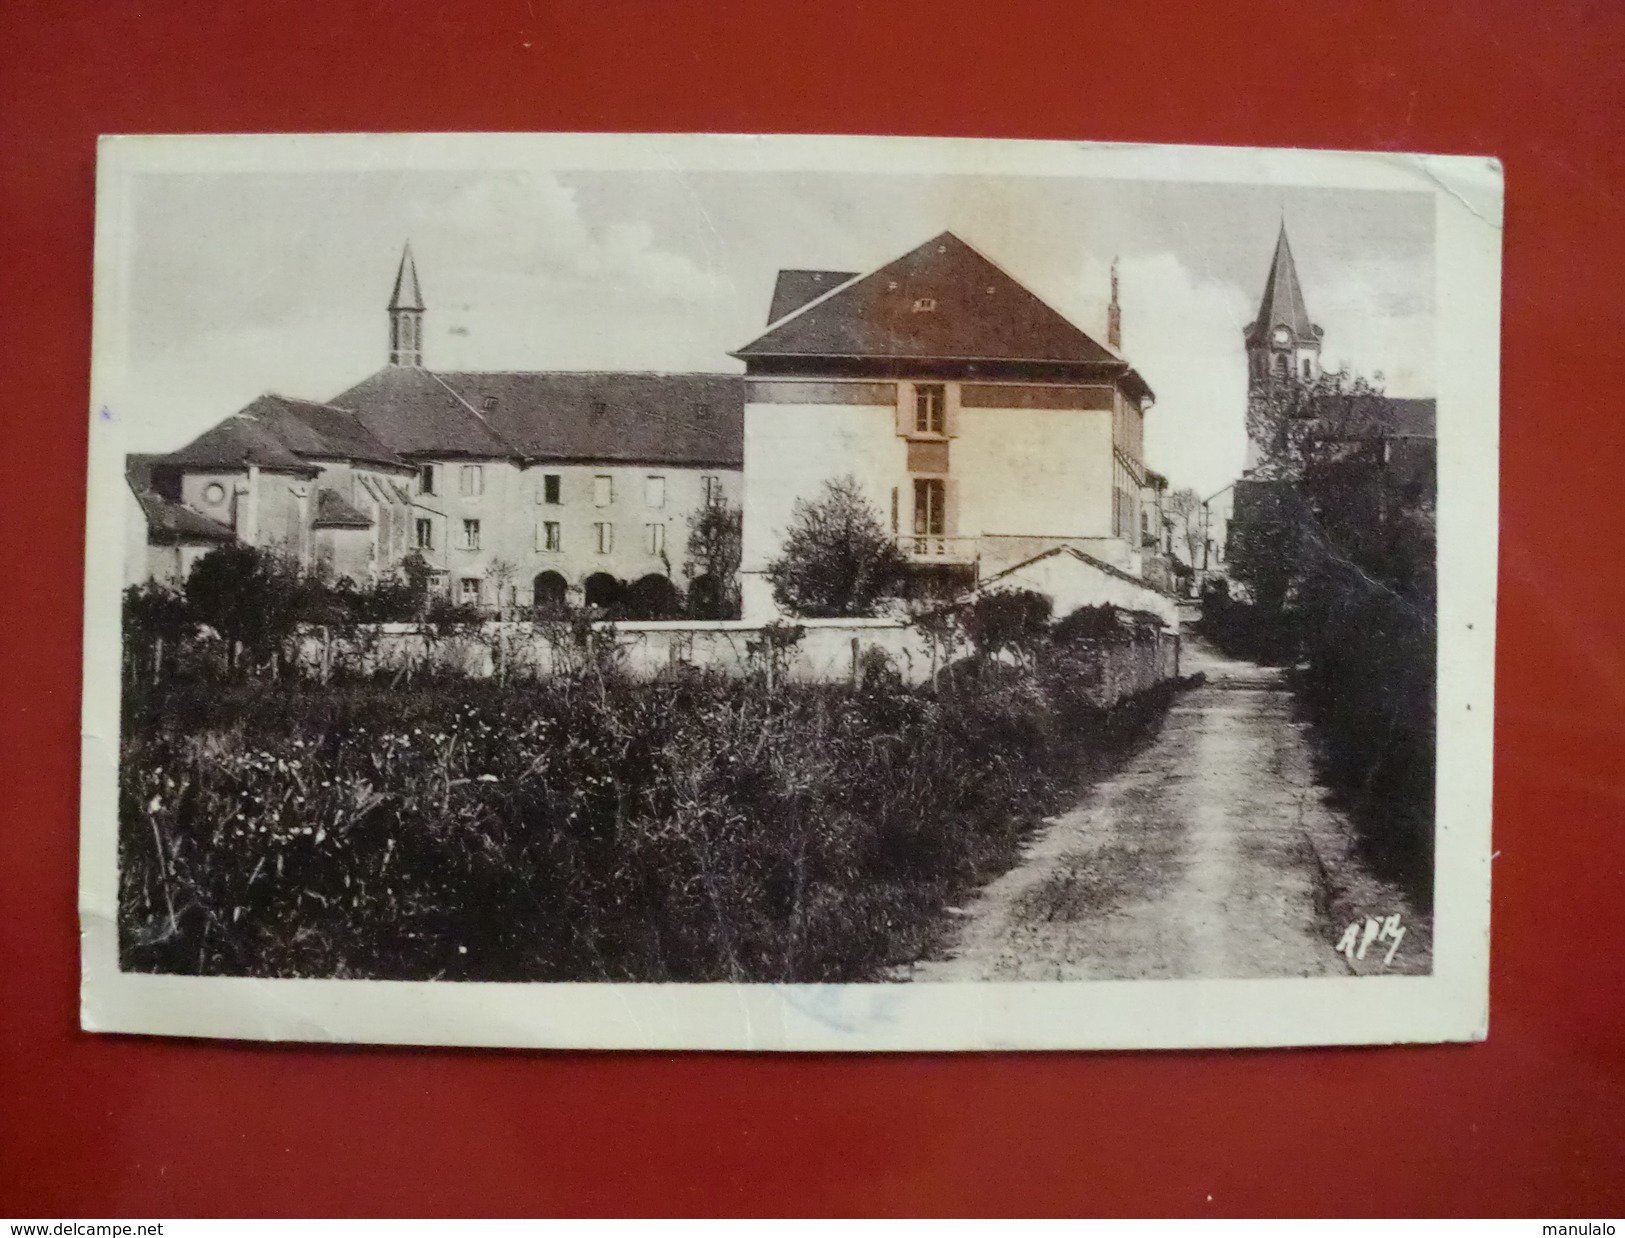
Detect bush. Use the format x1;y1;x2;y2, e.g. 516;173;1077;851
958;589;1052;663
765;476;908;618
118;640;1182;983
125;544;470;685
684;502;743;619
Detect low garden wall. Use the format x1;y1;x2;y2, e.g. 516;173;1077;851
298;615;1180;707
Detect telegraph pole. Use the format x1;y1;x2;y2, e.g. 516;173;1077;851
1198;482;1233;595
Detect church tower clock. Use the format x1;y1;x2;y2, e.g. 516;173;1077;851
1242;224;1324;469
1244;224;1322;391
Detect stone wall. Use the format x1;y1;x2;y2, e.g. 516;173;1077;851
298;616;1179;708
1076;629;1181;708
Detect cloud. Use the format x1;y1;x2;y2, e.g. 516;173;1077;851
1059;251;1255;497
409;172;729;303
1306;253;1435;395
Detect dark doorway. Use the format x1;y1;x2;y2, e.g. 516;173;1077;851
582;572;623;612
532;571;568;616
623;574;682;620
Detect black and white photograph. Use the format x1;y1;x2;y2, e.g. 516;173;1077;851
80;134;1499;1050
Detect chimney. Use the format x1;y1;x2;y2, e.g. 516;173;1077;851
1107;258;1122;352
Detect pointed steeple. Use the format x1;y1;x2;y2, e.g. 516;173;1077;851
389;243;424;312
1252;224;1315;342
1244;224;1323;397
387;243;425;367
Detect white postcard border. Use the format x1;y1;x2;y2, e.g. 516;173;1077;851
80;132;1501;1051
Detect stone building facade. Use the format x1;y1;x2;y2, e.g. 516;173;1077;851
732;232;1169;620
127;248;743;612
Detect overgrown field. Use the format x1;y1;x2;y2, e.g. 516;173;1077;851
120;651;1181;982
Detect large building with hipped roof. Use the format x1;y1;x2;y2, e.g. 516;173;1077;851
733;231;1167;619
127;245;744;613
128;232;1177;621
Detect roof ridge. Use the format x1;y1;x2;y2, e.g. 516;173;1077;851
434;368;744;379
752;263;870;334
262;391;366;415
932;232;1134;365
425;369;527;457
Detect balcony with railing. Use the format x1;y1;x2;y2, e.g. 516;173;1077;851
898;534;979;564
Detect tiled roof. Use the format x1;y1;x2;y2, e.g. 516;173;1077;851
1246;225;1318;345
328;366;516;458
165;394;403;472
164;411;321;474
1334;395;1436;439
735;232;1125;369
766;270;858;325
1380;398;1436;438
248;394;405;468
434;371;745;466
125;454;237;544
312;488;374;528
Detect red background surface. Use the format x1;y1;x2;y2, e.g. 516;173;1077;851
2;0;1622;1218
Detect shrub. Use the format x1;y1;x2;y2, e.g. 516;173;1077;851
184;543;306;671
764;476;908;618
684;501;743;619
119;638;1182;982
123;581;192;683
958;589;1053;663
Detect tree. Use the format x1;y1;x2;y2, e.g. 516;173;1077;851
1166;487;1203;566
683;500;743;619
122;581;191;682
488;558;518;618
399;550;435;618
1225;368;1438;896
958;589;1053;666
183;543;306;673
1230;369;1431;611
764;476;908;618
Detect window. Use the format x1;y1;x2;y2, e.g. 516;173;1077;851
1302;357;1313;380
645;523;665;556
203;482;226;505
693;402;712;422
594;521;613;554
1275;353;1287;377
415;518;433;549
593;475;613;507
914;383;946;435
462;518;481;550
460;577;482;605
890;486;899;534
590;399;607;419
482;395;498;412
417;465;436;495
644;475;665;508
460;464;483;496
702;474;722;506
913;478;945;536
912;297;937;313
542;473;561;504
540;520;561;552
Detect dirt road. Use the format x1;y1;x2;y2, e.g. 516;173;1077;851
908;630;1368;981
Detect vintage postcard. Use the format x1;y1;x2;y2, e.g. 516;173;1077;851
80;133;1500;1050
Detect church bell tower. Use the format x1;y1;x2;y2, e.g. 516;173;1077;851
1244;224;1322;391
388;243;425;368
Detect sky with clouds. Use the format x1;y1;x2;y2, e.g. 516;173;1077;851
120;167;1433;496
